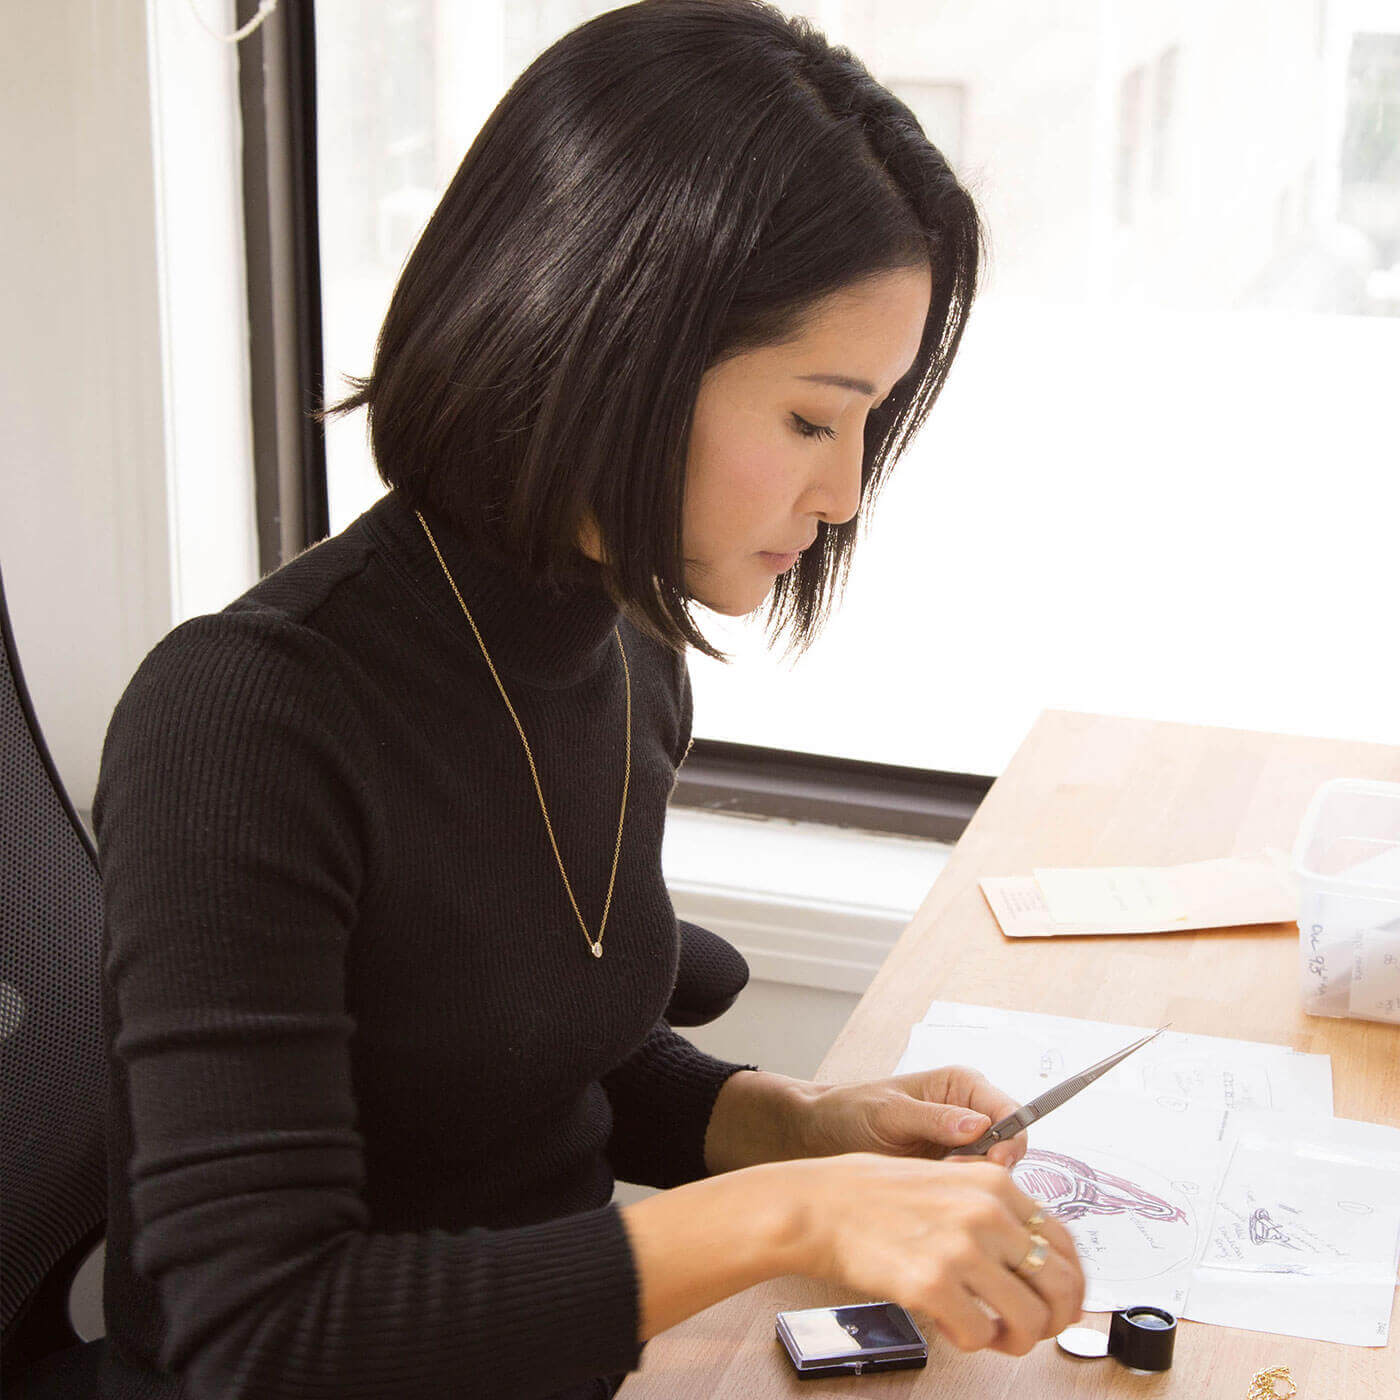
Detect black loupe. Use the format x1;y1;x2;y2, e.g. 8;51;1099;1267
1108;1306;1177;1371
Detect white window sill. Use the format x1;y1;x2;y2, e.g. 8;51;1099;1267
662;806;952;994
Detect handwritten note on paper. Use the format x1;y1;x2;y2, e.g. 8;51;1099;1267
1348;926;1400;1023
980;849;1299;938
1185;1114;1400;1347
1200;1149;1398;1279
1299;844;1400;1021
1033;863;1188;927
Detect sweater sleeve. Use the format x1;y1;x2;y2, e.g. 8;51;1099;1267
599;1022;758;1188
94;610;642;1400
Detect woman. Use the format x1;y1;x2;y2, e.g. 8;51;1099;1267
90;3;1083;1398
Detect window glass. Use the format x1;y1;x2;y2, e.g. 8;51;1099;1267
317;2;1400;776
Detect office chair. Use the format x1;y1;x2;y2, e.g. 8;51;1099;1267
0;562;109;1392
667;918;749;1027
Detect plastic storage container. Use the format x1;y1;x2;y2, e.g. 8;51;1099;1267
1292;777;1400;1023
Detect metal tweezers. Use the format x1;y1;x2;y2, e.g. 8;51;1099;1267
946;1024;1170;1158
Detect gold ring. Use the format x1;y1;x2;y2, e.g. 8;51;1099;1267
1012;1233;1049;1278
1024;1210;1046;1230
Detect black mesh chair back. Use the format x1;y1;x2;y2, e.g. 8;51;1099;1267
0;562;108;1382
666;919;749;1027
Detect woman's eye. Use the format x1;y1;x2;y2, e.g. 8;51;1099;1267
791;413;837;441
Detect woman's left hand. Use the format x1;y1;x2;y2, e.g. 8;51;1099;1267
793;1064;1029;1170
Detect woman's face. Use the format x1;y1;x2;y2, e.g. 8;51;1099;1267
681;263;932;616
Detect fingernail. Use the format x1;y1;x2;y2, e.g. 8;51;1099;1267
957;1112;989;1132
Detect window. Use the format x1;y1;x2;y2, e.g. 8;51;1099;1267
886;79;967;170
1117;65;1144;226
315;2;1400;784
1341;31;1400;309
1151;46;1177;195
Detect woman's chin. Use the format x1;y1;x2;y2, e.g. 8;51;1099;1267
690;583;775;618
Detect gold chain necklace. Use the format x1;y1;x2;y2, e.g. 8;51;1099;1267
416;510;631;960
1247;1368;1296;1400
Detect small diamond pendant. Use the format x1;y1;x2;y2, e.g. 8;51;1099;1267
590;943;603;959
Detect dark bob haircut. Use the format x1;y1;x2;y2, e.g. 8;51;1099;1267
320;0;983;658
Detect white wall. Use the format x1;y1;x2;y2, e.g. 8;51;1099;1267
146;1;260;629
3;4;173;1337
2;2;172;813
2;1;258;814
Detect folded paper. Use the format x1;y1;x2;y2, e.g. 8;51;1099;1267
981;849;1298;938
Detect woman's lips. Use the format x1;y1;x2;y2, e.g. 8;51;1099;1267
758;550;802;572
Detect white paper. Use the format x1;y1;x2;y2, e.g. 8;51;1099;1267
1184;1112;1400;1346
1004;1089;1226;1315
982;849;1299;938
897;1002;1333;1115
1033;863;1189;927
1200;1148;1396;1280
892;1002;1400;1345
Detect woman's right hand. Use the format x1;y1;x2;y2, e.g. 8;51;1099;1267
779;1150;1085;1356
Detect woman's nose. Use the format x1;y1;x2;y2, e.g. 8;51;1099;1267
812;441;863;526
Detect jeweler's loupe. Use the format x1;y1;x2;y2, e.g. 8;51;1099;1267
1056;1306;1176;1372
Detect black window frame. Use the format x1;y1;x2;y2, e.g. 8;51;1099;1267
237;0;993;842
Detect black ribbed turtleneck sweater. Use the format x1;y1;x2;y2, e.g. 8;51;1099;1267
91;489;757;1400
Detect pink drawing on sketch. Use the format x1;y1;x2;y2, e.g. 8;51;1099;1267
1015;1148;1188;1225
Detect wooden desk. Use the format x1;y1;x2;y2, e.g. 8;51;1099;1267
619;709;1400;1399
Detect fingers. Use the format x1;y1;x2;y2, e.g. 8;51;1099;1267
927;1281;1001;1353
994;1205;1085;1338
964;1255;1051;1355
815;1152;1088;1361
940;1159;1082;1270
966;1168;1087;1336
942;1134;1025;1169
922;1101;994;1150
997;1181;1078;1274
922;1219;1081;1356
1034;1213;1080;1272
942;1063;1021;1124
908;1065;1033;1168
1014;1237;1083;1336
946;1224;1082;1355
987;1134;1027;1169
975;1159;1047;1226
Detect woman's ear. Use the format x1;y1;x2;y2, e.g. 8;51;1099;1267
575;511;606;566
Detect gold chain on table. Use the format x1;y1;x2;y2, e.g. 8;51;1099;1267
416;510;631;960
1247;1366;1297;1399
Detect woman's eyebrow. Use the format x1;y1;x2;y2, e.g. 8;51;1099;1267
796;372;878;397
